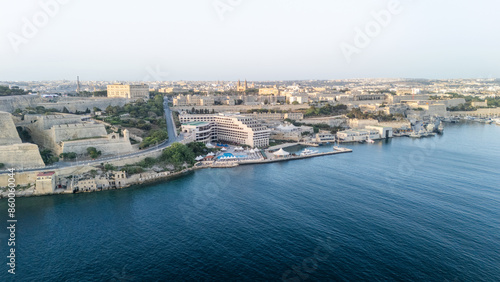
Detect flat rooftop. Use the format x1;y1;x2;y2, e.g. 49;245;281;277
185;121;210;126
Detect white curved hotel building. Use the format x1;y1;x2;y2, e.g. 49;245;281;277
180;113;270;148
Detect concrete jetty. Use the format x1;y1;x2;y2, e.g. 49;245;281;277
238;148;352;166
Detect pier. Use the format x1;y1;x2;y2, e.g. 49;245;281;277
238;148;352;166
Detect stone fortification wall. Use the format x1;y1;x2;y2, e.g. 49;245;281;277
0;144;45;168
25;114;108;150
52;123;107;143
37;97;130;113
0;96;129;114
0;112;45;168
25;114;84;130
0;95;42;113
59;134;133;156
0;112;22;145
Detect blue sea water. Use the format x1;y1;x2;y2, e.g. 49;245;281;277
1;122;499;281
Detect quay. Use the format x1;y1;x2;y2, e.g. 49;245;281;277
267;142;320;151
238;148;352;165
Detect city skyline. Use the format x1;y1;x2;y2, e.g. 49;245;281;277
2;0;500;81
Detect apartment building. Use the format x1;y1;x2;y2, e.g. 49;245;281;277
173;95;215;106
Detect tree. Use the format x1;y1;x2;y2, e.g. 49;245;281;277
59;152;77;160
139;130;168;149
187;142;209;156
160;142;195;167
0;163;4;169
292;101;299;105
87;147;102;159
264;99;269;105
40;149;59;165
104;164;115;171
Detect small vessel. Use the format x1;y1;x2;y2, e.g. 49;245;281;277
438;122;444;134
410;131;423;138
366;139;375;143
300;148;319;156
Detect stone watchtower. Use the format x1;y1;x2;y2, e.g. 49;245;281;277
123;129;130;141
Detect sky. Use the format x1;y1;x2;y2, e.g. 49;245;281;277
1;0;499;81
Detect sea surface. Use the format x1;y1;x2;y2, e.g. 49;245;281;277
1;122;499;281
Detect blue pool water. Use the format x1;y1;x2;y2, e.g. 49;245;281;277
218;153;235;159
218;153;247;159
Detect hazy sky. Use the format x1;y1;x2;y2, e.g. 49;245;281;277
1;0;499;81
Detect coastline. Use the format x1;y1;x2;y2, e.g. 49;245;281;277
1;148;352;199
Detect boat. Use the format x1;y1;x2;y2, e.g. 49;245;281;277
366;139;375;143
438;122;444;134
409;132;421;138
300;148;319;156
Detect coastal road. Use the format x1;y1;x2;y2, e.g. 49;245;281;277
1;96;182;174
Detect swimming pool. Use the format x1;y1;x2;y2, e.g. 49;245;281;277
217;153;248;159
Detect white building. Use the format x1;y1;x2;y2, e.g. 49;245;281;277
179;113;270;148
365;125;393;139
181;121;215;144
337;129;381;142
315;131;337;143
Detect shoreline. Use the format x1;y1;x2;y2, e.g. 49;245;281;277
1;148;352;199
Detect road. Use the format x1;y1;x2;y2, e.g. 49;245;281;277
2;97;181;174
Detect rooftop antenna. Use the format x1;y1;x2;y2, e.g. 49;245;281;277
76;76;81;94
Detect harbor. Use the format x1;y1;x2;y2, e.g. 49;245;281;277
198;144;352;167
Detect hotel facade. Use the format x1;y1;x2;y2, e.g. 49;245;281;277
180;113;270;148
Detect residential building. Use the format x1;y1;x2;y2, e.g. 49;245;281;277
259;87;280;96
